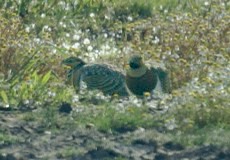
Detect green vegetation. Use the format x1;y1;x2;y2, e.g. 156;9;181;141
0;0;229;148
0;133;21;145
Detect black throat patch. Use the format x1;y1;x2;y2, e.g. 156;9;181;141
129;62;140;69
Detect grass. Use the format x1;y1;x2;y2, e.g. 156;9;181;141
56;147;86;159
172;127;230;147
0;0;229;148
74;104;163;133
0;133;21;145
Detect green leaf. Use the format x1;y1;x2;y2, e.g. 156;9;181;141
41;71;51;85
1;90;8;104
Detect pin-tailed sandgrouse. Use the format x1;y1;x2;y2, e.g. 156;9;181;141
62;57;129;96
125;55;171;97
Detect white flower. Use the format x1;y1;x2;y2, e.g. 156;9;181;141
204;1;209;6
41;13;46;18
58;1;65;6
25;26;30;32
72;43;80;49
83;38;90;45
164;10;168;14
127;16;133;21
63;43;70;49
48;91;56;97
90;13;95;18
31;24;35;28
153;36;160;44
66;33;70;37
43;25;49;30
102;44;110;51
52;49;57;54
87;45;93;51
104;33;108;38
34;38;41;43
24;100;30;104
72;95;79;103
73;34;81;40
175;45;180;51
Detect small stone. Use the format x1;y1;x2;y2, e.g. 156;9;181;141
58;102;72;114
163;141;184;151
85;123;95;129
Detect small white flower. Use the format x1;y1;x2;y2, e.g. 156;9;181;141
41;13;46;18
104;33;108;38
73;34;81;40
48;91;53;97
167;50;172;55
164;10;168;14
72;95;79;103
87;45;93;51
44;131;51;135
52;49;57;54
25;26;30;32
204;1;209;6
102;44;110;51
153;36;160;44
66;33;70;37
90;13;95;18
43;25;49;30
31;24;35;28
63;43;70;49
24;100;30;104
175;45;180;51
72;43;80;49
83;38;90;45
165;118;177;130
34;38;41;43
127;16;133;21
58;1;65;6
105;15;110;20
94;49;99;54
65;6;70;11
220;2;225;6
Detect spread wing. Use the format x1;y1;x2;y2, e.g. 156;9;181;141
154;67;171;93
79;64;128;96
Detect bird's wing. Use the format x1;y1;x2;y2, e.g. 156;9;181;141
70;68;82;93
155;67;171;93
79;64;128;96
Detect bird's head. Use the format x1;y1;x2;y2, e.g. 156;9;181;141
62;57;86;68
129;55;144;69
126;55;147;77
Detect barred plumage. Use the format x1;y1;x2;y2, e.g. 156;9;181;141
62;57;129;96
126;55;171;97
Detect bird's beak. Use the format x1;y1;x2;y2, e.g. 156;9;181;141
60;60;71;69
124;64;130;69
61;59;67;65
60;60;65;65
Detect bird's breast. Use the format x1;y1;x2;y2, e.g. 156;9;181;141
126;69;157;96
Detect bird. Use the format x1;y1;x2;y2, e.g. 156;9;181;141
125;54;171;97
62;57;129;97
